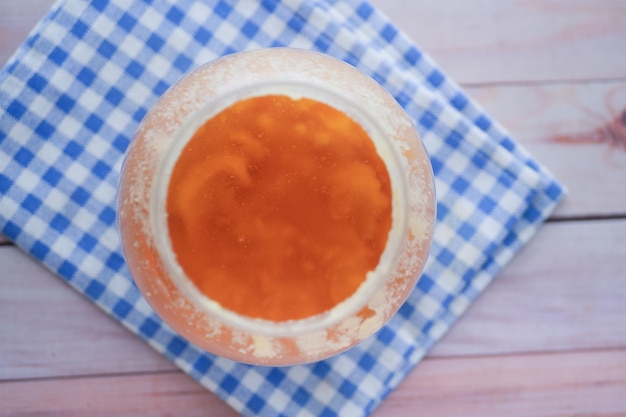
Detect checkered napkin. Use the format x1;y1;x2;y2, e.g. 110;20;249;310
0;0;565;415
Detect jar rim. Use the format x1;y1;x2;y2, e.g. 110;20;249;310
150;75;409;338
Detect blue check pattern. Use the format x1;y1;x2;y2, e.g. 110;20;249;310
0;0;565;416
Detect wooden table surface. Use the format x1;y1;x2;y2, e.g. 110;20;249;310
1;1;626;416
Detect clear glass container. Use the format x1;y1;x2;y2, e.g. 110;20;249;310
117;48;435;365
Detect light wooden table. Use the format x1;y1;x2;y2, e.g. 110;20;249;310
1;1;626;415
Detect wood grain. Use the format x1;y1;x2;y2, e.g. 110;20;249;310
0;0;55;66
0;246;175;381
430;219;626;357
377;348;626;417
0;371;237;417
371;0;626;84
2;0;626;85
467;81;626;218
1;349;624;417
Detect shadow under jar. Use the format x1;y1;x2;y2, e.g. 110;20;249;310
117;48;435;366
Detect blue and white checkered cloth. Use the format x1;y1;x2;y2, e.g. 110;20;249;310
0;0;565;416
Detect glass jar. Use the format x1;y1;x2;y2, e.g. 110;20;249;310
117;48;435;366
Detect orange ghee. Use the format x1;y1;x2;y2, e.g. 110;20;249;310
166;95;392;322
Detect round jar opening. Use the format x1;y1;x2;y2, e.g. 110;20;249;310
151;80;408;337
